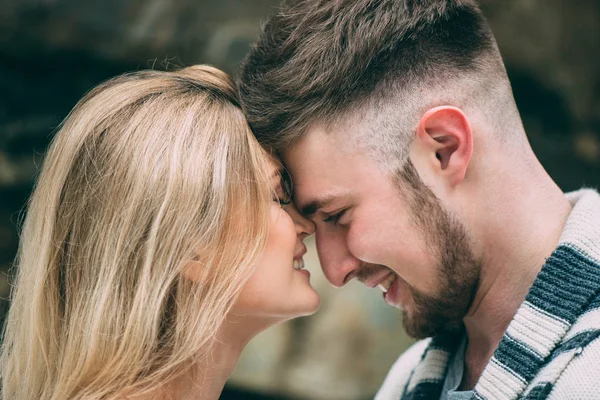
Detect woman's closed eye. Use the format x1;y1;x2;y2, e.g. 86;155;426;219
274;191;291;206
273;169;292;206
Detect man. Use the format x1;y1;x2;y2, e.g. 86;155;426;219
238;0;600;398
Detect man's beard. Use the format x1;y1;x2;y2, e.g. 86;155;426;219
396;160;480;339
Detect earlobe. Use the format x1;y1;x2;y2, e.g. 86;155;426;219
182;259;205;283
415;106;473;186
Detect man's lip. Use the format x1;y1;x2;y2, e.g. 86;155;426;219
363;270;394;289
383;276;401;307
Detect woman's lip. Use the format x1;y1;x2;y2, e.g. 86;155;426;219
297;269;310;277
293;245;307;260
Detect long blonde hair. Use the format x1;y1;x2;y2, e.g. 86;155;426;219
0;65;273;399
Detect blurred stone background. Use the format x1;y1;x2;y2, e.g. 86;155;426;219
0;1;599;399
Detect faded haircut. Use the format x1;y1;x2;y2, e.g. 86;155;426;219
238;0;522;166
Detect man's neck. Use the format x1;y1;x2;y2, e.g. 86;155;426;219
459;164;572;389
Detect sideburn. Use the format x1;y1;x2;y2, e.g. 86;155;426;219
394;160;480;339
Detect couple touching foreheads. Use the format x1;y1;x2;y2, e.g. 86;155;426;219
3;1;600;399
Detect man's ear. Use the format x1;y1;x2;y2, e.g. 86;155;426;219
413;106;473;186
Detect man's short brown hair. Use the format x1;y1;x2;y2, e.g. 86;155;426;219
238;0;498;152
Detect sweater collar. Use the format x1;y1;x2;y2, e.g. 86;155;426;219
474;189;600;399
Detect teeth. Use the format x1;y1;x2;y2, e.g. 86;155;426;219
293;259;305;270
378;273;397;293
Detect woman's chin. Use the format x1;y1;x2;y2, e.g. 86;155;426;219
230;282;321;327
291;295;321;318
274;290;321;321
294;285;321;315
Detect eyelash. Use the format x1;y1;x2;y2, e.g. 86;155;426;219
323;209;346;224
274;196;291;206
274;172;292;207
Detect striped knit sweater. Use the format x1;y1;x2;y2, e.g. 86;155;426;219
376;189;600;400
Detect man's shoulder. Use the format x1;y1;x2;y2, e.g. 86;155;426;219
375;338;431;400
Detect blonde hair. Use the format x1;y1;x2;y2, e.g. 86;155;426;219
0;65;273;399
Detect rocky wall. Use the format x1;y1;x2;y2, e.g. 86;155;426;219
1;1;598;398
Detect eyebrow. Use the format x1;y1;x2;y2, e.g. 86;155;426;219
300;195;340;217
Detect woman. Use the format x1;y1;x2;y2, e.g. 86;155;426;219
0;65;319;399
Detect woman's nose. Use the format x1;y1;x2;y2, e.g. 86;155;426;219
287;203;316;238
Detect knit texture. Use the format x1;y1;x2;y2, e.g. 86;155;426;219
376;189;600;400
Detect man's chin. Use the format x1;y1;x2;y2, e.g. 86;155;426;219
402;314;438;339
401;307;465;339
401;311;426;339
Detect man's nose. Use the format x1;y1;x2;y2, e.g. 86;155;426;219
316;230;361;288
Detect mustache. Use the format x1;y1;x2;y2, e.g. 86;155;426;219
354;263;389;283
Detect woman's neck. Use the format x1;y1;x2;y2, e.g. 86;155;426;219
167;340;244;400
156;315;282;400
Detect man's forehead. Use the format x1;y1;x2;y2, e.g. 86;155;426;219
288;167;341;210
282;140;344;190
279;121;371;209
283;154;356;216
281;126;355;172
